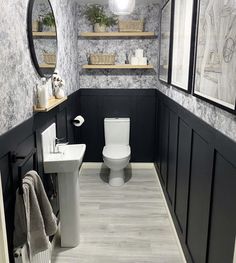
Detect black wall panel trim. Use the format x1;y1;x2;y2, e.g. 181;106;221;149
0;90;80;262
1;88;236;263
155;90;236;263
78;89;156;162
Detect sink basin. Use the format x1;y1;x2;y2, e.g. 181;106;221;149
41;123;86;248
43;144;86;173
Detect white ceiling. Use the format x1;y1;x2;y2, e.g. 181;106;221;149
76;0;162;5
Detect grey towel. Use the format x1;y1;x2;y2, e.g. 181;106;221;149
14;170;57;256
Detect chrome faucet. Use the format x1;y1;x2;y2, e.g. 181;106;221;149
52;137;69;153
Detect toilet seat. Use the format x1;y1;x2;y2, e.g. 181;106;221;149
103;145;131;160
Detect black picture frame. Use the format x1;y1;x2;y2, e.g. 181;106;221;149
27;0;58;78
192;0;236;114
169;0;197;93
159;0;172;84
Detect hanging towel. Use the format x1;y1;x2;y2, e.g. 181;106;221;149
25;170;57;237
14;170;57;257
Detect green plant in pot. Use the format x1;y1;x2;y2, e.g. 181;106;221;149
43;12;56;31
84;4;117;32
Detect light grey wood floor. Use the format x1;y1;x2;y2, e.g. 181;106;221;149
52;166;185;263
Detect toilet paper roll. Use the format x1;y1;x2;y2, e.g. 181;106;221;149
135;49;144;58
73;115;85;127
138;57;148;65
131;56;139;65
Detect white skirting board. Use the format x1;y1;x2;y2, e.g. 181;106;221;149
82;162;155;170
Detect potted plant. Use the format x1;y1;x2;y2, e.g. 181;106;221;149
84;4;117;32
43;12;56;32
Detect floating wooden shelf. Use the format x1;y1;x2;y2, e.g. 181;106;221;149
33;32;56;37
80;32;156;38
34;97;67;112
82;64;154;69
39;64;56;69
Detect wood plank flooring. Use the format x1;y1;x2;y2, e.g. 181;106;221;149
52;165;185;263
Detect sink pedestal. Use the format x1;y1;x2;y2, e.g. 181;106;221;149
58;169;80;247
41;123;86;248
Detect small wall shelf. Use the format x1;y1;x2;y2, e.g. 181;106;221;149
80;32;156;38
82;64;154;69
33;32;56;37
39;64;55;69
34;97;67;112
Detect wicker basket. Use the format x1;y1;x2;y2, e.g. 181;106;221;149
32;21;39;32
119;20;144;32
90;54;116;65
43;53;56;64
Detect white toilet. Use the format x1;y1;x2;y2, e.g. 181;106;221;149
102;118;131;187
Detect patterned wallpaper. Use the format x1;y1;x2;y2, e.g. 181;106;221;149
0;0;78;136
77;3;161;89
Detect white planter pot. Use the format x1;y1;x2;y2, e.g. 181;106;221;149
94;23;107;32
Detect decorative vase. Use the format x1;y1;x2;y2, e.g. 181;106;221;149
55;88;65;99
94;23;107;33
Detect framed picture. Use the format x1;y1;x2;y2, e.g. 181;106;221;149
193;0;236;113
159;0;172;83
171;0;195;92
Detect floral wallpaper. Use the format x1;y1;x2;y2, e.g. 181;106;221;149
0;0;78;135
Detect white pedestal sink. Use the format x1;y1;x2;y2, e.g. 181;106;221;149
41;124;86;248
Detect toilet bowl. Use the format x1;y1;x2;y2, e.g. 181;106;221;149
102;118;131;187
103;145;131;186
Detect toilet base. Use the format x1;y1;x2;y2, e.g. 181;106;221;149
109;169;125;187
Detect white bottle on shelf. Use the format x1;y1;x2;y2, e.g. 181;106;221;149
37;77;49;108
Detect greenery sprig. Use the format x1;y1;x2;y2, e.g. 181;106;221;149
43;12;55;27
84;4;117;27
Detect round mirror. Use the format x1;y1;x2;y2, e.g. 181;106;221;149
27;0;57;78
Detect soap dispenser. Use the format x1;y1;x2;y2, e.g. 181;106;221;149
37;77;49;108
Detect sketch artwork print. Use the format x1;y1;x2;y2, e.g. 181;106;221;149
194;0;236;111
159;0;171;83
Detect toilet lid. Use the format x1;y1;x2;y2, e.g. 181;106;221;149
103;145;131;159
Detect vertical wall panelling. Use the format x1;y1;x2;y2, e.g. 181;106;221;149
159;104;170;185
156;90;236;263
207;153;236;263
186;133;214;263
134;94;156;161
0;91;79;262
174;119;192;236
166;110;178;205
78;89;156;162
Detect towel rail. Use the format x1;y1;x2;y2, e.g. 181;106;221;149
11;148;37;195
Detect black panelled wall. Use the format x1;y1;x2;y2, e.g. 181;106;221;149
77;89;156;162
1;88;236;263
156;90;236;263
0;90;80;262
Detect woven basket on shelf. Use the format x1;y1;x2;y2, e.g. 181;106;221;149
32;21;39;32
90;54;116;65
43;53;56;64
119;20;144;32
